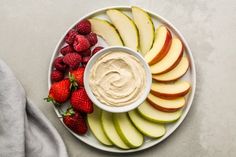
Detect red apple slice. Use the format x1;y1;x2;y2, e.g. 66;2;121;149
152;56;189;82
151;80;191;99
147;93;185;112
144;26;172;65
150;38;183;74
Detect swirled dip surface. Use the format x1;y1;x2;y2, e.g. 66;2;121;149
89;51;146;106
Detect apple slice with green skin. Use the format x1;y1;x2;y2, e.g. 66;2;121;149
151;80;191;99
87;106;113;146
152;56;189;82
101;111;129;149
106;9;139;51
138;101;182;123
113;113;143;148
89;18;123;46
128;110;166;138
145;26;172;64
150;38;183;74
131;6;154;54
147;93;185;112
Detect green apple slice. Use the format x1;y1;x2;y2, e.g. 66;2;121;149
113;113;143;148
128;110;166;138
106;9;139;51
101;111;129;149
138;101;182;123
87;106;112;146
131;6;154;54
89;18;123;46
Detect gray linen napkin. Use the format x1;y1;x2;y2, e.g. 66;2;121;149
0;59;68;157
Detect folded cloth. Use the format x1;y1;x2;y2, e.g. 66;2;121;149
0;59;68;157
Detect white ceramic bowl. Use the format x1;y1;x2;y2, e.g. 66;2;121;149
84;46;152;113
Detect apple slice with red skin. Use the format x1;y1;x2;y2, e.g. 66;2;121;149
147;93;185;112
150;38;183;74
144;26;172;65
151;80;191;99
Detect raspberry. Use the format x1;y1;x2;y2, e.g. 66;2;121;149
51;70;64;82
53;57;68;72
63;53;82;70
60;45;75;56
86;32;97;46
73;35;90;52
82;56;91;67
80;49;91;57
75;20;91;35
92;46;104;55
65;29;77;45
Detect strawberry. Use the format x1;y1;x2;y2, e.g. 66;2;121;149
69;67;85;88
86;32;97;46
63;107;87;135
45;79;71;105
75;20;91;35
70;88;93;113
63;53;82;70
53;57;68;72
73;35;90;52
51;70;64;82
92;46;104;55
60;45;75;56
80;49;91;57
65;29;78;45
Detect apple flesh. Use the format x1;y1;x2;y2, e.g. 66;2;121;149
128;110;166;138
151;80;191;99
145;26;172;64
89;18;123;46
147;93;185;112
113;113;143;148
138;101;182;123
150;38;183;74
131;6;155;54
106;9;139;51
152;56;189;82
101;111;129;149
87;106;113;146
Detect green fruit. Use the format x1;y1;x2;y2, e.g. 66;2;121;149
101;111;129;149
128;110;166;138
113;113;143;148
138;101;182;123
87;106;112;146
132;6;155;54
106;9;139;51
89;18;123;46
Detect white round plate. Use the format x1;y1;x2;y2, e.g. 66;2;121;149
48;6;196;153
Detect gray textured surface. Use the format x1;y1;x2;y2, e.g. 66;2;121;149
0;0;236;156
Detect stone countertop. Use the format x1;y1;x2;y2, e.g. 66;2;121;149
0;0;236;156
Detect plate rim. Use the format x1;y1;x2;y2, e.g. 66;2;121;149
47;5;196;153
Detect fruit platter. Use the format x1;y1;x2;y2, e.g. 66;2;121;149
46;6;196;153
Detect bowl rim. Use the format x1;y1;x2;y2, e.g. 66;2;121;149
83;46;152;113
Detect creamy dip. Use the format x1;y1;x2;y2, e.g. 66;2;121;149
89;51;146;106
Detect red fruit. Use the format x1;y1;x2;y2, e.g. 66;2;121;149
63;53;82;70
45;79;70;105
75;20;91;35
69;67;85;87
60;45;75;56
73;35;90;52
92;46;104;55
70;88;93;113
86;32;97;46
82;56;91;67
63;108;87;135
53;57;68;72
65;29;78;45
51;70;64;82
80;49;91;57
